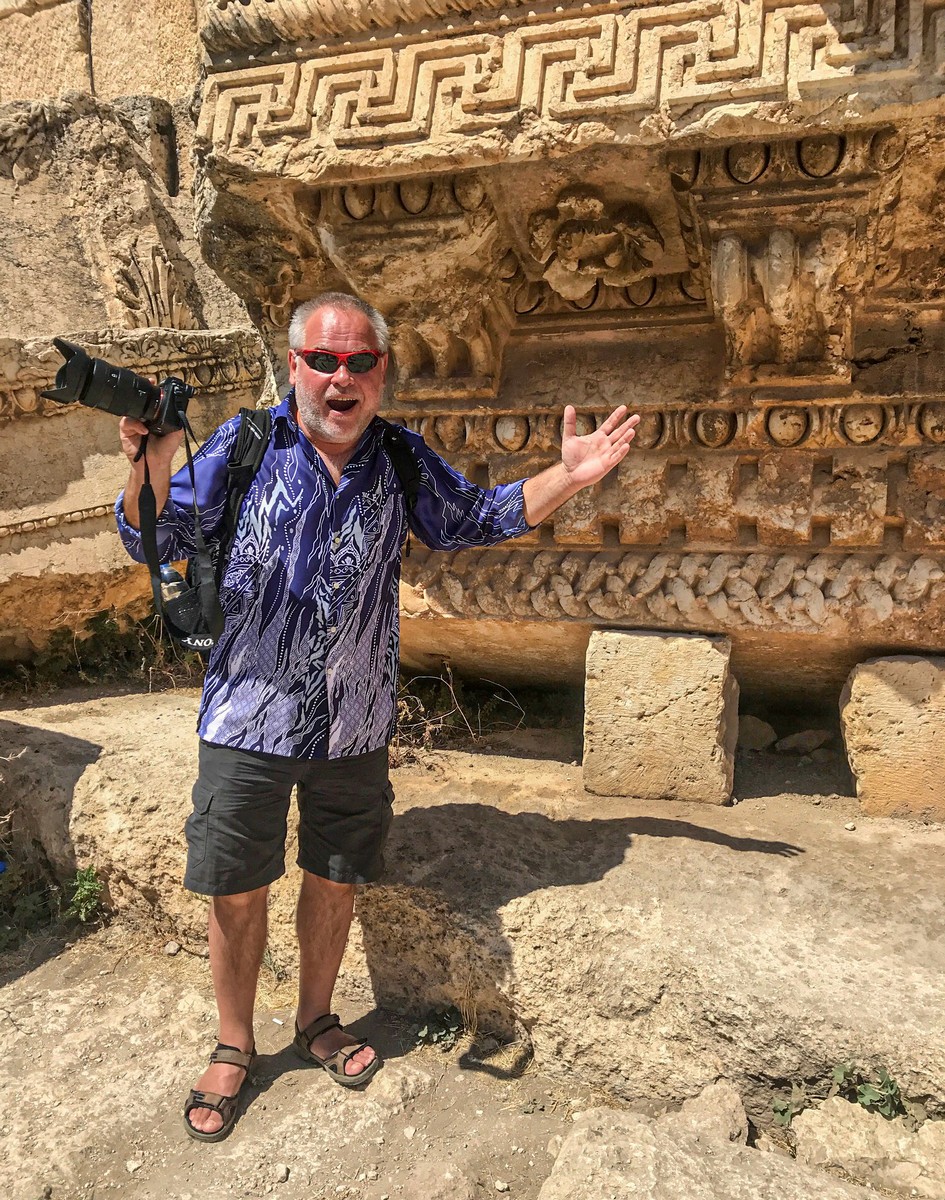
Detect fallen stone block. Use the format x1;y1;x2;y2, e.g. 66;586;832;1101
840;655;945;821
793;1096;945;1199
538;1106;873;1200
738;715;777;751
659;1080;748;1145
775;729;832;755
583;631;738;803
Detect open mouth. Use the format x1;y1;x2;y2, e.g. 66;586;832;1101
327;397;358;413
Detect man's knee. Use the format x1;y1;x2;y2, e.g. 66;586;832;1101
299;870;356;899
211;884;269;916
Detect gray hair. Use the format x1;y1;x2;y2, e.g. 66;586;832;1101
288;292;390;353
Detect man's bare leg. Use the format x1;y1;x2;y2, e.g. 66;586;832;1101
295;871;375;1077
187;885;268;1134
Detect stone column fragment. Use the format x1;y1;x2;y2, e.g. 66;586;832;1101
583;630;739;803
840;656;945;821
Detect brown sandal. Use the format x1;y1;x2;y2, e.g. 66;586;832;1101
293;1013;381;1088
183;1042;256;1142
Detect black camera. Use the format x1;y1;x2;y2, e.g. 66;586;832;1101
40;339;194;436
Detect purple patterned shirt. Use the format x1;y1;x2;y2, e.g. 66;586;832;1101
116;393;530;758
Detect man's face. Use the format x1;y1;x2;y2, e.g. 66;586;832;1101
288;307;388;453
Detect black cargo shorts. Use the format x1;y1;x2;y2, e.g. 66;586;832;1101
183;740;393;896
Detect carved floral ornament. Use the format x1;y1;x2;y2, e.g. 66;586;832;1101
527;186;665;303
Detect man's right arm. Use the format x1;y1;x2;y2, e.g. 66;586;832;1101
118;416;184;531
116;414;236;565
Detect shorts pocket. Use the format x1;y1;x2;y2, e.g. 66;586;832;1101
376;782;394;853
184;782;214;868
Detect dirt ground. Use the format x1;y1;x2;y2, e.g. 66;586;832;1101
0;684;936;1200
2;917;611;1200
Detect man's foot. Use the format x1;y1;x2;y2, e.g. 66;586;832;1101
184;1043;254;1139
294;1012;380;1085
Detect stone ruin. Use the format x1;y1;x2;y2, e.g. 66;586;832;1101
3;0;945;814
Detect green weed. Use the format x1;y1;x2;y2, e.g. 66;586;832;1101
414;1006;464;1051
64;866;104;924
830;1062;905;1120
771;1081;809;1127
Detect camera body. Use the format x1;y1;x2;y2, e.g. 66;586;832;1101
40;339;194;435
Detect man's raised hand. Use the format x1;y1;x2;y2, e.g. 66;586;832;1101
560;404;640;490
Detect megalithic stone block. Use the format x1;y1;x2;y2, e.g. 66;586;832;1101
583;630;739;803
840;656;945;821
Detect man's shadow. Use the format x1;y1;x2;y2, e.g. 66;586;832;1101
352;801;803;1076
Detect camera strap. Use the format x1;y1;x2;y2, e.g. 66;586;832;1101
137;413;225;646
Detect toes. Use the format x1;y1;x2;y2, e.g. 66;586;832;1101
345;1046;376;1077
188;1109;222;1135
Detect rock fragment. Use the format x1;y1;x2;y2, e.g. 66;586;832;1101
538;1107;874;1199
794;1096;945;1198
737;716;777;751
775;729;832;754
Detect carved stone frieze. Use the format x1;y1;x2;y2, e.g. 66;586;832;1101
670;130;905;382
404;546;945;636
200;0;533;50
396;403;945;550
312;173;512;394
197;1;945;183
400;400;945;459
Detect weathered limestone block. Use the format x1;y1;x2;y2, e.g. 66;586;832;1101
840;656;945;822
539;1107;874;1200
794;1097;945;1199
0;3;90;103
91;0;200;103
0;89;264;657
583;630;738;803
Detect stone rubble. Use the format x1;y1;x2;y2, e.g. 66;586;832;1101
793;1097;945;1200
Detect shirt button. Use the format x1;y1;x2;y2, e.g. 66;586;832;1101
332;534;341;547
328;625;336;634
333;581;339;590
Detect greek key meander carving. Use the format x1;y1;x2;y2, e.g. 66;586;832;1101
403;547;945;632
199;0;945;162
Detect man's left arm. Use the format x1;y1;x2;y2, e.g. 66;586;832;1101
522;404;640;526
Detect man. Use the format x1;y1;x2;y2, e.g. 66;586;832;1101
116;292;639;1141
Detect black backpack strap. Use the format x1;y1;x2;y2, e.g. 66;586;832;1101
215;406;272;584
379;419;420;514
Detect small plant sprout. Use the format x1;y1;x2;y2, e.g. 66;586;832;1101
415;1006;464;1051
830;1062;905;1120
65;866;104;924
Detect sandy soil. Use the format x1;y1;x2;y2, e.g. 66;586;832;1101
1;919;602;1200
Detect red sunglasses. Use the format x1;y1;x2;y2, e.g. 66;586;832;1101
295;348;382;374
